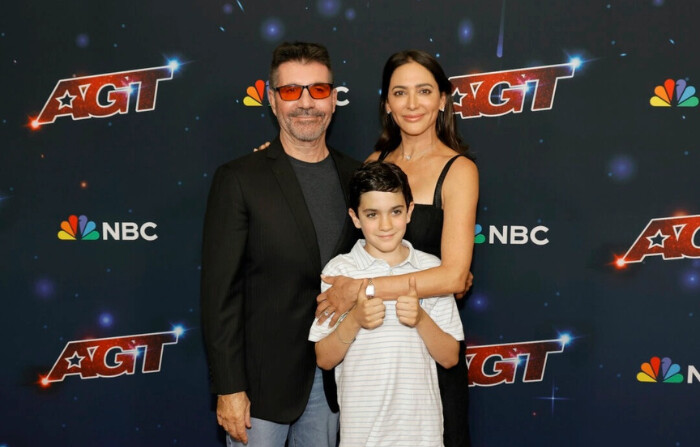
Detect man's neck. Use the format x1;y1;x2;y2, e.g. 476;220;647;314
280;132;330;162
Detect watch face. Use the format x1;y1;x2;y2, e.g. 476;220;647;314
365;283;375;298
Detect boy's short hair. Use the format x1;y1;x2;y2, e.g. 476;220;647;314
348;161;413;212
269;41;333;88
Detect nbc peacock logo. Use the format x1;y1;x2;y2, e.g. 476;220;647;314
649;79;698;107
474;224;486;244
636;356;684;383
243;80;266;106
58;214;100;241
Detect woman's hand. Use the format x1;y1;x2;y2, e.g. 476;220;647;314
316;275;363;325
455;271;474;299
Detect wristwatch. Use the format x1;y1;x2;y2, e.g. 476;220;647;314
365;278;375;298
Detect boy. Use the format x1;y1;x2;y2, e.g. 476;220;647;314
308;161;464;446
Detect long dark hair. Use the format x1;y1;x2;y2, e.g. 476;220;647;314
374;50;472;160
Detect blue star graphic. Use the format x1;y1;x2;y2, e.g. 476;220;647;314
536;382;569;415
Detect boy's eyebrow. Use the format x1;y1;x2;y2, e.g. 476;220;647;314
360;205;406;212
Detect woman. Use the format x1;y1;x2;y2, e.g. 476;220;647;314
318;50;478;446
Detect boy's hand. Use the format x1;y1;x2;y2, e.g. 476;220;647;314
351;278;385;329
396;277;423;328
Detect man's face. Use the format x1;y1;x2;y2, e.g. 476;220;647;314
268;61;337;144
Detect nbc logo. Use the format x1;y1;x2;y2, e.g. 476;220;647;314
244;80;266;106
58;215;100;240
57;214;158;241
649;79;698;107
474;223;549;245
636;356;683;383
243;79;350;107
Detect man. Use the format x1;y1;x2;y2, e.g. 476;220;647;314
201;42;360;446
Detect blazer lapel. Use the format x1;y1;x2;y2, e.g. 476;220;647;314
266;138;322;274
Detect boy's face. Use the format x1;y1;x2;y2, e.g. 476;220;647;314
349;190;414;260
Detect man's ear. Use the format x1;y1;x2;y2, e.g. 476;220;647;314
406;201;415;224
268;88;278;116
331;87;338;114
348;208;362;229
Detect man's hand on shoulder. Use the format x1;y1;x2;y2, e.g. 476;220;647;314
217;391;251;443
253;141;271;152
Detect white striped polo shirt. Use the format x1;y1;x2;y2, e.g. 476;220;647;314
309;239;464;447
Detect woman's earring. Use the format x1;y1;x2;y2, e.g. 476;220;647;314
439;107;445;112
387;110;391;115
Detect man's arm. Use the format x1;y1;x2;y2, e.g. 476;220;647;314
200;164;250;441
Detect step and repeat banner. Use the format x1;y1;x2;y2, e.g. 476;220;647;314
2;1;699;446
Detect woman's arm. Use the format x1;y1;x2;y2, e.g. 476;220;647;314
380;156;478;298
317;157;478;324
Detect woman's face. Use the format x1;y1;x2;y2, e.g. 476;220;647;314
385;61;446;139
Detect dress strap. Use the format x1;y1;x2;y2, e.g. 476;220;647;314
433;155;464;209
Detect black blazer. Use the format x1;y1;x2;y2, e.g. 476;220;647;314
201;138;360;423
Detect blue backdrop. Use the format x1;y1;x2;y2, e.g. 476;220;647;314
2;1;699;445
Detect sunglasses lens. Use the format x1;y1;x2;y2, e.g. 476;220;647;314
308;83;332;99
276;84;332;101
278;85;302;100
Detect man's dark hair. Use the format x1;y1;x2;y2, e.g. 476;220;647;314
349;161;413;213
269;41;333;88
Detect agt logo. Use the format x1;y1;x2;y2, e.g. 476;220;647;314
466;335;569;387
40;327;182;386
449;59;579;119
30;61;179;129
636;356;700;385
243;79;350;106
615;215;700;268
649;79;698;107
474;223;549;245
58;214;158;242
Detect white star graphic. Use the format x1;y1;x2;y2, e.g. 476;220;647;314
452;87;467;107
647;230;669;248
65;351;84;368
57;91;77;109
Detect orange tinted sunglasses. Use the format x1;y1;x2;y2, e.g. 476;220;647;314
274;83;334;101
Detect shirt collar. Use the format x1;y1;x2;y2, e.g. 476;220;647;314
350;239;423;270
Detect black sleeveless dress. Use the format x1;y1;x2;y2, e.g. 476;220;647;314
381;153;472;447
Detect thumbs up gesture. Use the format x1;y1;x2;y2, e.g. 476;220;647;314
351;278;385;330
396;277;423;328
